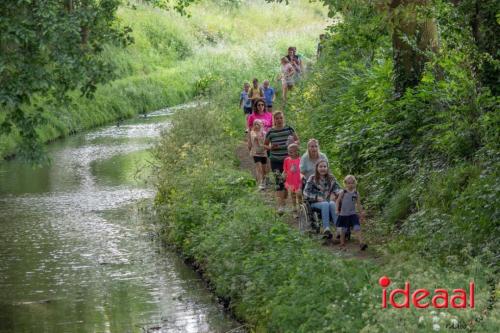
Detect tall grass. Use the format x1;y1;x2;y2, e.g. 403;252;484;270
0;0;328;159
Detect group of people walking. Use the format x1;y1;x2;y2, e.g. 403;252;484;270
240;47;367;251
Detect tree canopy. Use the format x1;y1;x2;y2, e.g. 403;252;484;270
0;0;132;160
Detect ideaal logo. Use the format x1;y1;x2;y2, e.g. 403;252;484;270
379;276;474;309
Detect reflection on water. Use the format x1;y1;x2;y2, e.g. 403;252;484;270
0;103;241;333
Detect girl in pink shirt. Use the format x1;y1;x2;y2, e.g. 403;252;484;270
283;143;302;213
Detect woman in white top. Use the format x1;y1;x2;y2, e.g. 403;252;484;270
300;138;328;181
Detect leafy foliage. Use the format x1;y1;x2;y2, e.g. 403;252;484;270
153;98;498;333
287;0;499;266
0;0;132;160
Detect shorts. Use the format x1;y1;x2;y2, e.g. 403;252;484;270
253;156;267;164
243;107;253;115
336;214;361;231
271;159;285;191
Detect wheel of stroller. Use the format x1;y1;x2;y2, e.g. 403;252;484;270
298;204;309;233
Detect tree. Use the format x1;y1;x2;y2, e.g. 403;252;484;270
389;0;439;96
0;0;131;159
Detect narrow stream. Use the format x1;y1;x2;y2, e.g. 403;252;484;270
0;104;241;333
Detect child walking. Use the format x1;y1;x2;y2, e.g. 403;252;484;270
250;120;268;190
279;57;295;104
336;175;367;251
283;143;302;214
239;82;252;117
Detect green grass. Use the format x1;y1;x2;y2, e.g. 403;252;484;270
153;101;499;332
0;0;328;159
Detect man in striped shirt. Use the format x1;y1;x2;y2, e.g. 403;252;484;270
265;111;299;214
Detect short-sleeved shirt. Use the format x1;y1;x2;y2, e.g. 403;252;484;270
265;126;295;162
300;152;328;180
240;91;252;108
249;86;264;100
247;112;273;134
284;157;301;191
339;190;359;216
263;87;275;106
250;131;266;157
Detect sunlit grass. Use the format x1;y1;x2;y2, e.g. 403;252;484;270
0;0;329;158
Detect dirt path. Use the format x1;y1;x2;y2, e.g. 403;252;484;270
236;142;383;262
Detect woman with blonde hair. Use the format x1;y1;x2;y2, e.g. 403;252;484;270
300;138;329;181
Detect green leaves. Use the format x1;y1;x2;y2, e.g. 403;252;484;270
0;0;131;160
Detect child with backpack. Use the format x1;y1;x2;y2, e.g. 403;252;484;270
336;175;367;251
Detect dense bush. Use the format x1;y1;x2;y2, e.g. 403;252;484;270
287;0;499;266
153;102;497;332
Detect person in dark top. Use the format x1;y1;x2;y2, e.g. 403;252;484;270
286;46;303;79
265;111;299;214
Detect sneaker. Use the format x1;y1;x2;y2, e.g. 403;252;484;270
258;183;266;190
323;227;333;239
360;243;368;251
277;207;285;215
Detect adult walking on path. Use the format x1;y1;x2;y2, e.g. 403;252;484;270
247;98;273;134
286;46;303;79
300;138;328;181
265;111;299;214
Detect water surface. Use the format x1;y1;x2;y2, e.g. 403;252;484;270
0;105;241;333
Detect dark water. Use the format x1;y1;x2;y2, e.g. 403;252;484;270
0;105;242;333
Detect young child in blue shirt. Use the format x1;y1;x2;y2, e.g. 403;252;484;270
262;80;275;113
239;82;252;115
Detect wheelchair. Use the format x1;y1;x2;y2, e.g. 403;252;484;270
297;199;351;239
297;200;322;234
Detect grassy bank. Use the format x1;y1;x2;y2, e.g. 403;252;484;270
0;0;327;159
154;100;498;332
151;2;498;332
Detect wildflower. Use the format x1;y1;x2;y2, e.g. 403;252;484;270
450;318;459;328
433;323;440;331
430;310;437;315
418;316;424;324
432;316;440;323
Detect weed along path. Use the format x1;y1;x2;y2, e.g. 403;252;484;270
235;142;382;262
